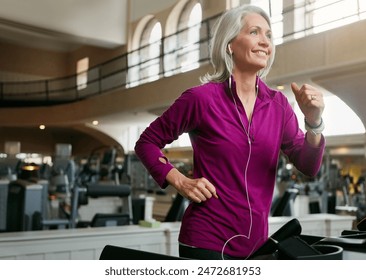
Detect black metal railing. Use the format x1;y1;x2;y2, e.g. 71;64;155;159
0;13;218;107
0;0;364;107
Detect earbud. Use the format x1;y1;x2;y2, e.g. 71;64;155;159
228;44;233;55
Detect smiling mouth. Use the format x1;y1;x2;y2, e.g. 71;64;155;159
254;50;268;57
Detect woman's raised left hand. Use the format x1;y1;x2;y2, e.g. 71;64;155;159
291;82;325;127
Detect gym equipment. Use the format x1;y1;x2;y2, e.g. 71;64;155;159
98;218;346;260
99;245;183;260
5;178;132;231
6;179;44;231
0;180;9;231
45;182;132;230
271;188;299;216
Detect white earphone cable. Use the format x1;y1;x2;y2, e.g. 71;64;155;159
222;75;259;259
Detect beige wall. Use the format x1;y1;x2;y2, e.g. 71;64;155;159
0;42;69;80
0;126;122;156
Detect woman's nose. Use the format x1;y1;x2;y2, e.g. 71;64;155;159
259;34;270;46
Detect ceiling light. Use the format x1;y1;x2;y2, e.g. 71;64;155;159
39;125;45;130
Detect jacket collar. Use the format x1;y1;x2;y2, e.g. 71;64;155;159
226;75;276;108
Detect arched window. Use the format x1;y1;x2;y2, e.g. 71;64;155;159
279;0;366;42
307;0;363;34
177;1;202;72
164;0;202;76
139;18;162;83
128;16;162;87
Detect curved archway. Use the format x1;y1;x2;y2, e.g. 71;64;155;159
0;125;124;157
130;14;155;52
294;94;365;136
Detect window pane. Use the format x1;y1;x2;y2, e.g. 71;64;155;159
136;19;162;85
77;57;89;90
177;2;202;73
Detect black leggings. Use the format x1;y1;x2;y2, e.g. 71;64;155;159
179;244;244;260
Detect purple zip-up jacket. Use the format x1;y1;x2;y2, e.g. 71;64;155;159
134;77;325;258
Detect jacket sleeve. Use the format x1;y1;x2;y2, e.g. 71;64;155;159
280;101;325;177
134;89;204;188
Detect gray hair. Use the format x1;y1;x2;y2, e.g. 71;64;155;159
201;5;275;83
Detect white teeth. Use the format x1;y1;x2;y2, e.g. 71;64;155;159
256;51;267;56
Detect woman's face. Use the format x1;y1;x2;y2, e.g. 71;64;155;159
230;13;272;74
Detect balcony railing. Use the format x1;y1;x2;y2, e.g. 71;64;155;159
0;12;219;107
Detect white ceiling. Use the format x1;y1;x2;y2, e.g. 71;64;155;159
0;0;128;51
